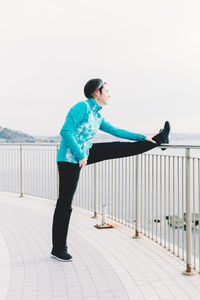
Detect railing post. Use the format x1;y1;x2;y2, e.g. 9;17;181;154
183;148;195;275
102;204;106;225
19;144;23;197
134;155;141;238
92;163;98;218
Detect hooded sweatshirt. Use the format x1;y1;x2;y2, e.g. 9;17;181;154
57;98;146;163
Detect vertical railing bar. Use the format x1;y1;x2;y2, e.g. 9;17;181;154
129;157;131;227
108;160;111;218
173;156;175;254
111;160;116;219
38;147;41;198
156;155;158;242
160;155;162;245
140;155;143;233
102;162;104;214
36;148;39;198
3;148;5;192
27;147;30;196
13;147;16;193
122;159;124;224
50;147;53;199
33;147;35;197
182;157;185;261
148;155;150;238
168;156;171;251
99;162;101;214
133;157;135;229
81;163;84;208
198;159;200;274
85;163;87;208
91;165;93;210
144;155;147;236
164;155;167;248
90;164;92;210
43;148;46;198
14;147;16;192
8;148;11;192
82;164;84;208
53;147;55;200
45;147;47;199
193;158;196;269
152;155;154;240
118;159;121;223
11;148;13;192
135;155;141;237
104;160;106;216
42;149;47;198
184;148;194;275
35;147;38;196
6;147;7;192
10;148;12;192
88;161;90;210
177;156;180;257
19;144;23;197
84;165;90;210
9;147;11;192
11;147;13;192
115;159;117;221
7;148;9;192
125;157;128;226
110;160;114;219
48;147;50;199
89;164;91;210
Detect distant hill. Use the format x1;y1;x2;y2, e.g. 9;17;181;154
0;126;35;143
0;126;63;143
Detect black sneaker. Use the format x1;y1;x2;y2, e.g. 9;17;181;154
153;121;170;150
51;250;72;262
159;121;170;144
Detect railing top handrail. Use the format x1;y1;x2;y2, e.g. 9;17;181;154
0;143;60;146
1;143;200;149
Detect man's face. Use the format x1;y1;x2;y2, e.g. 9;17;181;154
98;84;110;105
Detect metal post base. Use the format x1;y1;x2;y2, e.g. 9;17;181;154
133;231;142;239
183;265;196;276
92;212;97;219
95;224;113;229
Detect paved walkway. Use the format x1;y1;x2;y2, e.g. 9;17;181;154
1;192;200;300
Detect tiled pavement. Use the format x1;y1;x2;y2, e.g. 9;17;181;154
1;192;200;300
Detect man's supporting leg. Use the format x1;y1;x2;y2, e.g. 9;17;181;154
87;140;157;165
52;161;81;252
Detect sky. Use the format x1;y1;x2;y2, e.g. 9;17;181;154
0;0;200;136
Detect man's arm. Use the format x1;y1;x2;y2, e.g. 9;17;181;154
99;117;146;141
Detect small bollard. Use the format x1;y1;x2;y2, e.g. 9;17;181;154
95;205;113;229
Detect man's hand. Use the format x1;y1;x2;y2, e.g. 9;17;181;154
79;156;88;168
145;134;157;144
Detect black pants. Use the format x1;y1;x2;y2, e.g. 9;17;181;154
52;140;158;252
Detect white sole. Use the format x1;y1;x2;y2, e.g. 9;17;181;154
51;254;72;262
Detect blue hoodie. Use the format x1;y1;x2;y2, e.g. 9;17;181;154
57;98;146;163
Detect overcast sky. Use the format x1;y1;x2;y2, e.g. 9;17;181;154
0;0;200;136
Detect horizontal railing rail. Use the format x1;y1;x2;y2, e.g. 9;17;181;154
0;143;200;275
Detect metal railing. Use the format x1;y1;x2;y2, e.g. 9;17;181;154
0;143;200;275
